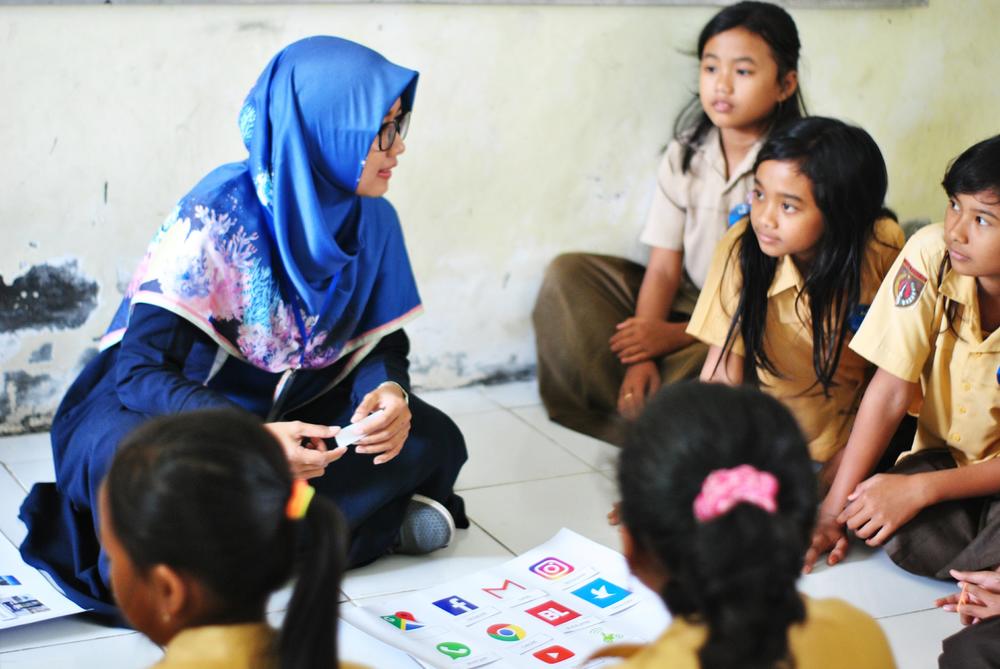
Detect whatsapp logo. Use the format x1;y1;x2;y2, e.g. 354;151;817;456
436;641;472;660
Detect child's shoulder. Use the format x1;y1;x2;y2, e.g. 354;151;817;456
897;222;948;277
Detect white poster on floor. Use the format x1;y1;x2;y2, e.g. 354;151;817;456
341;528;670;668
0;532;84;628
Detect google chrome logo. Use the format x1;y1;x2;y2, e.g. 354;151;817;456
487;623;527;642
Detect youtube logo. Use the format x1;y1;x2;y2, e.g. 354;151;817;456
532;645;575;664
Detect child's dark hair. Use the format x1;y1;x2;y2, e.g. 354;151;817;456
674;1;807;172
105;410;346;669
618;382;816;669
937;133;1000;331
722;116;893;393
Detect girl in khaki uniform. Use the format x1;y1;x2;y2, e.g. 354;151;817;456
807;136;1000;585
687;117;903;473
99;410;367;669
602;383;894;669
532;1;805;446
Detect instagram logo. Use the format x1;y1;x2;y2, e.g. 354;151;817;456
530;557;575;580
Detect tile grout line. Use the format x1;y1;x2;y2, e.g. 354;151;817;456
467;518;518;557
501;405;605;474
455;469;609;494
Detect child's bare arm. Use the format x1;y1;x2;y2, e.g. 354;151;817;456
804;367;916;571
700;344;744;385
611;248;692;364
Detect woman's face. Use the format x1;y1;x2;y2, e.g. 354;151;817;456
356;98;406;198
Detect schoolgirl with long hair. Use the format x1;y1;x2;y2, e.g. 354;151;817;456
688;116;904;473
603;382;894;669
99;409;361;669
806;135;1000;593
533;1;805;447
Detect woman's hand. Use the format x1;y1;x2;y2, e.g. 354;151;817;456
617;361;661;420
350;383;412;465
936;569;1000;625
803;510;850;573
264;421;347;480
609;318;689;364
838;473;929;547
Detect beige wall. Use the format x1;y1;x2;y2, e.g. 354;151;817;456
1;0;996;432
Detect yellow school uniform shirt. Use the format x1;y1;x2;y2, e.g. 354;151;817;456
849;223;1000;466
152;623;369;669
595;596;895;669
686;217;904;461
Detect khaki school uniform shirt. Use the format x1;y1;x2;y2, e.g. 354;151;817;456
593;596;895;669
687;217;904;462
850;224;1000;466
639;127;764;289
152;623;369;669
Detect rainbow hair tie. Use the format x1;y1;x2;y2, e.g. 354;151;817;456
286;479;316;520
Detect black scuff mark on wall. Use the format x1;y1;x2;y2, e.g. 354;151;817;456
0;261;99;332
28;343;53;363
0;371;59;435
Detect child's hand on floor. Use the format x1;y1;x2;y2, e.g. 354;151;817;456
837;473;929;546
803;512;849;573
607;502;621;526
937;569;1000;625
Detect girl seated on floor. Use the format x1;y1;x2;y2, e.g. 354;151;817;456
532;0;805;446
687;116;905;484
99;409;364;669
806;134;1000;578
603;382;894;668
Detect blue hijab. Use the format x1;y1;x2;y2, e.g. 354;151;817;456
104;37;422;374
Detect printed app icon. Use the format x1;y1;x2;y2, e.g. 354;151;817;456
533;645;575;664
529;557;575;580
525;600;580;627
434;595;480;616
589;626;625;644
436;641;472;660
482;579;527;599
570;577;631;608
381;610;425;631
487;622;527;642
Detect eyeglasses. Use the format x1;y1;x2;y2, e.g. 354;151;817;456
377;111;411;152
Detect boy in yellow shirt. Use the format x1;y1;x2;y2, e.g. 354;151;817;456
806;135;1000;578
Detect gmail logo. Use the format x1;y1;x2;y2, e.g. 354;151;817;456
482;579;527;600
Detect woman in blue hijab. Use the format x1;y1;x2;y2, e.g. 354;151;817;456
19;36;468;618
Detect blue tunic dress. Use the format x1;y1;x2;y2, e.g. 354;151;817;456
19;304;468;617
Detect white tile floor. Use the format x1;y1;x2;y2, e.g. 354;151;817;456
0;380;968;668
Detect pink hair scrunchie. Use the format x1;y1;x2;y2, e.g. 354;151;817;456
692;464;779;522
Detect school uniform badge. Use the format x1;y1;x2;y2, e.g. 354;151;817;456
893;259;926;307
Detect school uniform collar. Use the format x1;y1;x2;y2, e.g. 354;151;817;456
939;269;1000;350
158;623;274;668
768;254;804;298
705;127;766;189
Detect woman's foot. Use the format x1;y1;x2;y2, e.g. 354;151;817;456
395;494;456;554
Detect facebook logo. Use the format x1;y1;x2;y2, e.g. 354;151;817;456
433;595;479;616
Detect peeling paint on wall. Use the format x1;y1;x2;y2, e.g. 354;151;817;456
28;343;53;363
0;261;99;332
0;371;60;435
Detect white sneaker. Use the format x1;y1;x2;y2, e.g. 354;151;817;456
395;494;456;555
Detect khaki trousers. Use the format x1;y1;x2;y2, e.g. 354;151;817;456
532;253;707;447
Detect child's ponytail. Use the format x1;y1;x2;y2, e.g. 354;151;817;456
619;383;816;669
692;504;806;669
279;489;348;669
